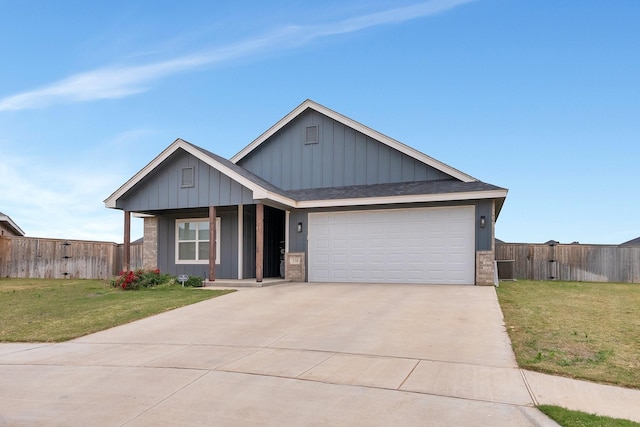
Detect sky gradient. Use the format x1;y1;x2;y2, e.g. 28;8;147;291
1;0;638;244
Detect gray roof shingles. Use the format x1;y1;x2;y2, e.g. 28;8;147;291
285;180;505;202
186;141;506;204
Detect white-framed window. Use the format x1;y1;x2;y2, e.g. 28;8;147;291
175;218;220;264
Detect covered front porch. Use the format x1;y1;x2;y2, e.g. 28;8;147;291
120;203;289;283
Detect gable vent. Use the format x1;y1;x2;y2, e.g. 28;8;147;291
181;167;195;188
305;125;319;144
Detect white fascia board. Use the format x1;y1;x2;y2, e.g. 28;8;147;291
0;215;25;236
295;189;508;209
250;188;296;207
105;139;297;209
231;99;477;183
104;139;186;208
132;213;155;218
231;100;311;163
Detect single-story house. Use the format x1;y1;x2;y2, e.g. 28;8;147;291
105;100;507;285
0;212;25;237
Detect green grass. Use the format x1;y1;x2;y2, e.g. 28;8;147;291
497;280;640;389
0;278;234;342
538;405;640;427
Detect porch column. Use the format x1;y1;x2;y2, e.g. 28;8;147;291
285;210;290;253
256;203;264;283
123;210;131;272
209;206;216;282
237;205;243;279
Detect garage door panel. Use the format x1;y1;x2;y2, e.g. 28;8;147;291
309;206;475;284
351;269;367;281
369;253;384;264
370;270;385;280
333;254;348;265
351;253;366;264
351;239;367;249
388;254;404;264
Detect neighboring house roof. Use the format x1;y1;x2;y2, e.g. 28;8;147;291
0;212;25;236
231;99;477;183
105;100;508;213
620;237;640;247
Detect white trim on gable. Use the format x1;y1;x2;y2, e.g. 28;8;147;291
104;137;505;211
0;213;25;236
230;99;477;183
104;139;297;209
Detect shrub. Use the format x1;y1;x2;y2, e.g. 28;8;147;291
109;268;171;290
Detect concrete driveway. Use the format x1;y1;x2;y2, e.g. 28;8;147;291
0;283;555;426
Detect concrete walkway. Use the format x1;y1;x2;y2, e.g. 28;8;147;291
0;283;637;426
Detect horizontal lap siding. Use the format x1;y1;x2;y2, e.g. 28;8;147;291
237;109;451;190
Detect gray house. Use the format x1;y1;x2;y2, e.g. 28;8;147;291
105;100;507;285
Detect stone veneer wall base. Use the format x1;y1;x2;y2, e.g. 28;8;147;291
143;217;158;270
476;250;495;286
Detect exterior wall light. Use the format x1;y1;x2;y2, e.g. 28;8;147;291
480;216;486;228
297;222;303;233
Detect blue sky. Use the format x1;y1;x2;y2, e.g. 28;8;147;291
1;0;638;244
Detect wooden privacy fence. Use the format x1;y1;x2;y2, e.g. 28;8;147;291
496;243;640;283
0;236;143;280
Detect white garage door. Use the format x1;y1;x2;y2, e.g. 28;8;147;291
308;206;475;284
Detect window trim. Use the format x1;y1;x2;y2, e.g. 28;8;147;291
175;218;220;265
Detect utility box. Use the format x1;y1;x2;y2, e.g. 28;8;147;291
496;259;515;281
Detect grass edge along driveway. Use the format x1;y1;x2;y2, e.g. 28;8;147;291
0;278;234;342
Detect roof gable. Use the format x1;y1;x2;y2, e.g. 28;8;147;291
104;139;296;210
105;104;507;213
231;99;476;183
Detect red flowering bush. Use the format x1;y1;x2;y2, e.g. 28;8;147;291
109;268;168;290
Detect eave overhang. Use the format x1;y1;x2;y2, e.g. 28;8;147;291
295;189;508;209
0;214;25;236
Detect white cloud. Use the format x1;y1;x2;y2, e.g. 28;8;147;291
0;0;475;112
0;151;142;242
309;0;475;37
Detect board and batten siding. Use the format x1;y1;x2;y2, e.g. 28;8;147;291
237;109;452;190
117;150;254;212
156;207;241;280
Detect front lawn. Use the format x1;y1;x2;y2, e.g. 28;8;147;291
497;280;640;389
0;278;234;342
